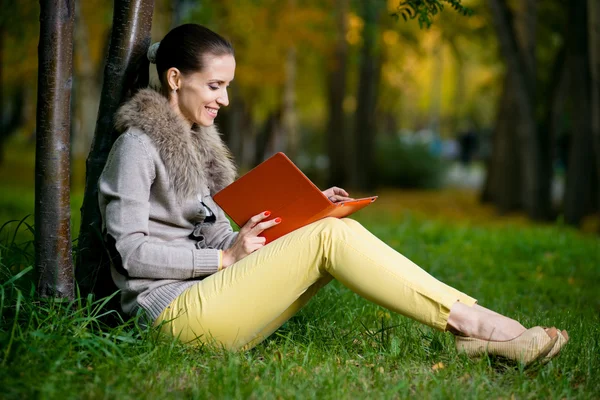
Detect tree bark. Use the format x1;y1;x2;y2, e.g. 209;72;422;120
76;0;154;297
487;0;552;219
281;0;298;161
0;12;5;165
354;0;382;191
481;74;522;211
282;46;298;160
35;0;75;299
590;0;600;217
326;0;349;188
447;36;465;135
72;0;100;160
542;44;568;210
564;0;596;225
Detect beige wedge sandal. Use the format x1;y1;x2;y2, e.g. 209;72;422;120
455;326;559;366
543;329;569;361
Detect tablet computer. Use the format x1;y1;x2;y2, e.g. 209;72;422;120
213;152;377;243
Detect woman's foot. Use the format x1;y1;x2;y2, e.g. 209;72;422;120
447;302;568;365
455;326;559;366
543;329;569;361
447;303;527;341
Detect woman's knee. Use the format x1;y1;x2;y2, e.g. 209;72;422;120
340;218;362;231
315;217;349;235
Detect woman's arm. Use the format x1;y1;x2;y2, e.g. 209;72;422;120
99;132;221;280
200;201;239;250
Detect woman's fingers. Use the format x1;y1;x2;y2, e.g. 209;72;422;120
322;186;352;202
251;217;281;235
330;195;353;203
241;236;266;253
333;186;349;197
328;194;354;203
242;210;271;232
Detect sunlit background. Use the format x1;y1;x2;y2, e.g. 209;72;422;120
1;0;598;234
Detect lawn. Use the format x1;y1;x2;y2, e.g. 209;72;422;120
0;141;599;399
1;204;599;398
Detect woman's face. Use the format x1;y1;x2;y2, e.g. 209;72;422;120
174;54;236;127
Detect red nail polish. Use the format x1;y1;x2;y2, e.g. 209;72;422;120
274;217;282;223
264;211;271;217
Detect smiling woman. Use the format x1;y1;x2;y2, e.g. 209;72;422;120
149;24;235;127
97;23;567;366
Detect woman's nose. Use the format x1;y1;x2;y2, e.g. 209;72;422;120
217;89;229;107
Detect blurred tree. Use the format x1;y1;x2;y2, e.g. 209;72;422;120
0;2;4;163
590;0;600;218
326;0;350;188
282;0;299;160
72;0;107;161
486;0;551;220
483;0;599;227
35;0;75;298
353;0;384;191
481;70;522;211
76;0;154;299
0;0;38;163
563;0;597;225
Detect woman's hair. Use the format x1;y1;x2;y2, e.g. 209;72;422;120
147;24;234;88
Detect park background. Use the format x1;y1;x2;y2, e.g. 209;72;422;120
1;0;599;398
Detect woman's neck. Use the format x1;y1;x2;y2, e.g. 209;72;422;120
167;93;193;130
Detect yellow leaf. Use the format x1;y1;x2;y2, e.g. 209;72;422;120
432;362;445;371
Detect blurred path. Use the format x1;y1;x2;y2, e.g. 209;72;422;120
365;187;599;234
443;162;565;207
444;163;485;190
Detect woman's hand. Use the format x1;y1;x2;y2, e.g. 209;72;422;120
222;211;281;268
322;186;353;203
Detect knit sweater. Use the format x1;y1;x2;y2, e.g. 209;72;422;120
98;89;238;322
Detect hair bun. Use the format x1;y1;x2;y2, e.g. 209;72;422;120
147;42;160;64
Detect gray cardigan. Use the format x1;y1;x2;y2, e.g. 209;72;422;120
98;89;238;321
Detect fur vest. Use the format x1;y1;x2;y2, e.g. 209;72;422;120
114;88;237;200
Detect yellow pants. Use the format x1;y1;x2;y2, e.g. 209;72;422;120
155;218;477;351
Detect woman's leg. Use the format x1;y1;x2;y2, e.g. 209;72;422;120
340;219;527;341
240;275;333;351
156;217;475;350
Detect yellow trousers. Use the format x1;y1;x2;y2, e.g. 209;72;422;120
155;218;477;351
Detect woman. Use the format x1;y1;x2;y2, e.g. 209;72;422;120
98;24;568;364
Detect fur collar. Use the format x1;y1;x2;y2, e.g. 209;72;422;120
114;88;237;200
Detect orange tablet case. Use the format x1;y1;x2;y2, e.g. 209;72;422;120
213;152;377;244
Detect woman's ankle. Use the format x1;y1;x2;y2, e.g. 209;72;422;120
447;302;526;341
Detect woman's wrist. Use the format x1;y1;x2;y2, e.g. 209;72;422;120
217;250;224;271
221;249;235;268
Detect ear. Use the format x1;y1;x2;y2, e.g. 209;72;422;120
166;67;183;91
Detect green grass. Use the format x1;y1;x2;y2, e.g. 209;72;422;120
0;140;598;398
0;208;599;399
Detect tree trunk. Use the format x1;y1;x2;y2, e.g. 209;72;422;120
543;45;568;210
487;0;551;220
326;0;349;188
447;37;465;135
35;0;75;299
481;74;522;211
354;0;382;191
0;14;5;165
281;0;299;161
282;46;298;160
72;0;100;160
590;0;600;217
564;0;596;225
76;0;154;297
